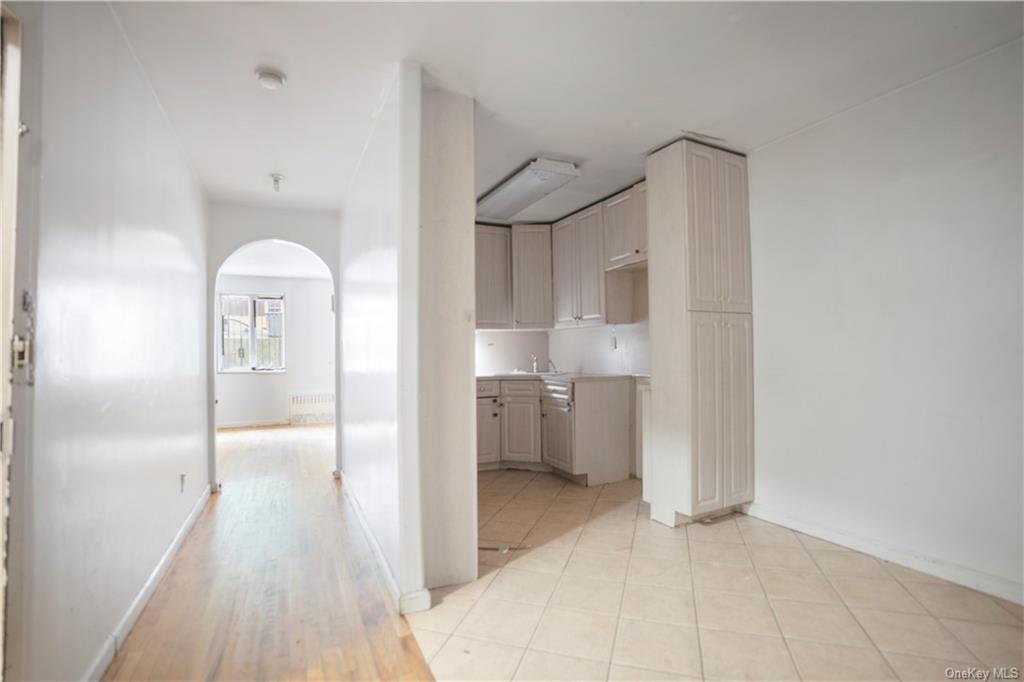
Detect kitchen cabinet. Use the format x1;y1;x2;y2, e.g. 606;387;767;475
552;206;605;328
681;144;752;314
540;376;631;486
475;225;512;328
602;182;647;270
511;224;553;328
501;396;542;463
476;397;501;464
647;139;754;519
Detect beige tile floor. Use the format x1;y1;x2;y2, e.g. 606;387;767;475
408;470;1023;681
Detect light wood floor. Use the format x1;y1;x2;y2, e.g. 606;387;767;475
103;426;433;681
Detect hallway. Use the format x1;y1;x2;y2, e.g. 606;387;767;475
103;427;432;681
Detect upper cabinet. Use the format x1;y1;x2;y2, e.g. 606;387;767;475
511;224;553;328
552;206;606;328
683;145;752;313
475;225;513;328
602;182;648;271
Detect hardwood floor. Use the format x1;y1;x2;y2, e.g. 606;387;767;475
103;426;433;681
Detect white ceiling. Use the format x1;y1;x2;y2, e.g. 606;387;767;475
114;2;1022;220
218;240;332;280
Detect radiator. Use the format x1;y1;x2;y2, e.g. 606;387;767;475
289;392;335;425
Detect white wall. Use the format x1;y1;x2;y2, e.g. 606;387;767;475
747;40;1023;601
338;63;427;607
6;4;209;680
475;331;549;375
419;87;477;590
214;274;335;428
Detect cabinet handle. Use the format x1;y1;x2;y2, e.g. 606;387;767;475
492;413;499;417
492;398;498;403
634;249;640;254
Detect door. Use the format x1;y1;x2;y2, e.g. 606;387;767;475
511;224;553;328
716;151;752;313
602;188;638;269
551;217;577;327
685;143;721;312
635;181;648;261
501;397;541;463
691;312;724;515
541;400;573;471
722;314;754;506
575;206;605;326
475;225;512;328
477;398;501;464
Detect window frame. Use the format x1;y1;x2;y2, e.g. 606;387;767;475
217;292;287;374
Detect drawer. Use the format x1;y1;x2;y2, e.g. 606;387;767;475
500;380;541;397
477;380;500;398
541;380;572;401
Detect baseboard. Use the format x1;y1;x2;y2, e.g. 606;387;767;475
344;484;401;604
215;418;289;429
82;485;211;681
399;588;432;614
745;502;1023;604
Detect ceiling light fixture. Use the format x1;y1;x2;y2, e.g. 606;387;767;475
255;67;287;91
270;173;284;192
477;158;580;221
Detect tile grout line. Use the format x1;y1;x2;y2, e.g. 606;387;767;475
736;519;804;681
425;471;544;676
600;490;641;682
684;517;707;682
795;532;914;676
513;479;612;681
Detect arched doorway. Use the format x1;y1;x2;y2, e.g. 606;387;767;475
210;239;336;489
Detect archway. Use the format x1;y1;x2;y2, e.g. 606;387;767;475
209;239;337;489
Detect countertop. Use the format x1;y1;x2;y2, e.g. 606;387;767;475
477;372;637;383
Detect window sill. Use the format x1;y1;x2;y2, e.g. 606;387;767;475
217;369;287;375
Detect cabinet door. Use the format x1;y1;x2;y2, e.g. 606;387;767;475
575;207;605;326
541;400;573;471
602;188;640;269
685;143;721;312
501;397;542;463
691;312;724;515
635;181;648;260
552;218;578;327
717;151;752;313
722;314;754;506
511;224;553;328
477;397;501;464
475;225;513;328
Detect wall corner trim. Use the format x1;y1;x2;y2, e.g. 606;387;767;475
745;503;1024;605
83;484;212;681
399;589;431;614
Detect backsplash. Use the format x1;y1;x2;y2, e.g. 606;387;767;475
475;331;549;375
548;321;650;375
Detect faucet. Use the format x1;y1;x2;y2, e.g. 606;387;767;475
531;354;539;373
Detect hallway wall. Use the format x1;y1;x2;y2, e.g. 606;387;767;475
214;274;335;428
6;3;210;680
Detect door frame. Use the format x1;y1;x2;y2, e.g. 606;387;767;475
0;7;23;675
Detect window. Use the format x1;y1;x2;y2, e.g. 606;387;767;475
219;294;285;372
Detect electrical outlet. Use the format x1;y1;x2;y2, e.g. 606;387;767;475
180;473;186;492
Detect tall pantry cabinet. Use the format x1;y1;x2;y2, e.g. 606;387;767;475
646;139;754;520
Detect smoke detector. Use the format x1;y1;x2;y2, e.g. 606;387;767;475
255;67;287;91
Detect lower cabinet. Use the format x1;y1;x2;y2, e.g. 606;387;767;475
476;397;501;464
502;396;542;463
540;399;573;471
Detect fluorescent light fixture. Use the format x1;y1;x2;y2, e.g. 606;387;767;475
477;158;580;221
